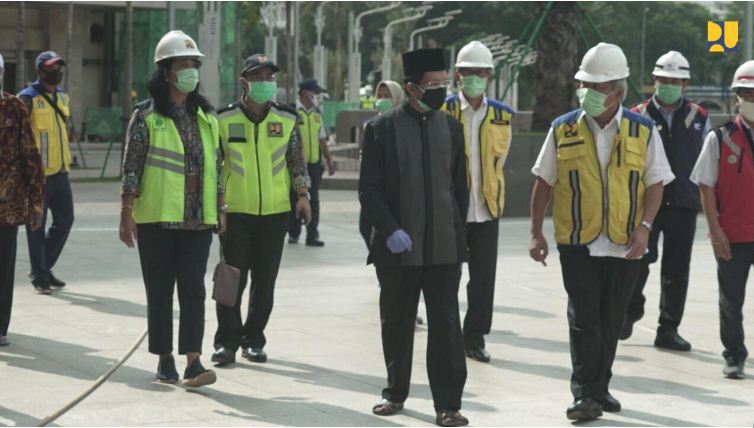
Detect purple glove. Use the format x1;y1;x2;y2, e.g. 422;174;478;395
386;229;412;254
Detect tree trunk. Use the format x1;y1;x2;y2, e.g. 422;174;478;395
333;4;343;101
531;2;578;131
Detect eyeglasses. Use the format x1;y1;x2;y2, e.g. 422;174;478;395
245;73;277;82
419;80;451;91
458;69;491;78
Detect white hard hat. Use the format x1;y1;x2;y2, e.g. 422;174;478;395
154;30;204;64
574;43;630;83
364;84;373;93
653;51;690;79
456;41;494;69
359;87;366;96
731;60;754;89
0;53;4;70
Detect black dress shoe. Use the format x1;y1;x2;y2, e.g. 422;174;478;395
211;347;236;366
242;346;267;363
597;393;621;412
305;238;325;247
465;346;491;363
49;273;66;288
156;355;179;383
723;357;745;379
435;410;469;427
566;398;602;421
654;331;691;351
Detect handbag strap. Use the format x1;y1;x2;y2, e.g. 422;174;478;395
218;236;226;262
38;90;69;123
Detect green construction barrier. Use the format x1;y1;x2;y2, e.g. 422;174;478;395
321;101;360;129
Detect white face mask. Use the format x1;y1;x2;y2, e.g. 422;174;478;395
738;95;754;122
309;92;320;107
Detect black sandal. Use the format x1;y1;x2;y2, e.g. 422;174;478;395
372;399;404;416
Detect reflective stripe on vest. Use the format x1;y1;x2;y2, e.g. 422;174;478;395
219;105;295;215
443;97;513;218
27;90;72;176
132;106;219;225
551;108;651;246
715;117;754;243
298;108;322;164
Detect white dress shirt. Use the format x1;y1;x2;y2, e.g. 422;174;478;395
531;107;675;258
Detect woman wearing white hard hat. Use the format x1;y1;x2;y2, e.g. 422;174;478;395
620;51;711;352
692;59;754;380
529;42;674;420
120;30;224;387
0;53;45;347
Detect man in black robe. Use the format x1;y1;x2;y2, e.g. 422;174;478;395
359;48;470;427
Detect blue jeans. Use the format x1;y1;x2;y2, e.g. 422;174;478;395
26;172;74;283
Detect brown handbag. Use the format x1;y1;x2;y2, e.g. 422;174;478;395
212;242;240;307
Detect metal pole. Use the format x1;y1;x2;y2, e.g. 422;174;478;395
235;3;241;99
640;7;648;89
121;1;133;168
65;2;73;89
16;2;26;92
746;2;753;60
314;2;328;85
294;1;300;88
382;26;392;81
286;2;292;104
168;1;175;31
351;2;401;103
347;11;356;103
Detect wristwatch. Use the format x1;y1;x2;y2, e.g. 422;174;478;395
218;204;228;212
639;220;652;231
298;191;311;199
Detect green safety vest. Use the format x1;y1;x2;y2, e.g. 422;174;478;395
219;103;296;215
132;102;219;225
298;107;322;164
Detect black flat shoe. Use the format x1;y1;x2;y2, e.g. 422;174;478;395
566;398;602;421
211;347;236;366
371;399;404;416
597;393;621;412
183;358;216;387
156;355;179;383
49;273;66;288
33;280;52;295
435;410;469;427
242;346;267;363
465;346;491;363
654;331;691;351
305;238;325;247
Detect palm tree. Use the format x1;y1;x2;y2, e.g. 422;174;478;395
531;2;578;131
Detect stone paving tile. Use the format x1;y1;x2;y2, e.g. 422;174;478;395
1;182;753;426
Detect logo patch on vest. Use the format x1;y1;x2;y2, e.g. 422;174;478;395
268;122;283;137
228;124;245;142
694;122;702;131
490;119;510;125
728;155;738;164
37;101;45;109
564;123;579;138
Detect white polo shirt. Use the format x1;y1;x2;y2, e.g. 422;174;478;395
531;107;675;258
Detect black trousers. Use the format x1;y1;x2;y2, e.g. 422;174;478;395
25;172;74;283
376;263;467;412
0;226;18;336
215;212;288;350
463;220;499;349
559;246;640;399
289;162;322;240
626;206;697;332
137;224;212;355
717;242;754;363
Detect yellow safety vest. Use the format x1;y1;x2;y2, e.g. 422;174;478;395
360;96;376;110
551;108;652;246
298;107;323;164
20;84;72;176
132;102;219;225
444;95;514;218
219;103;296;215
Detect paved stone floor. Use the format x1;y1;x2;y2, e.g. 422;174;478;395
1;182;753;426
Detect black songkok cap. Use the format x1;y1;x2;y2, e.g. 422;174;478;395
401;48;446;78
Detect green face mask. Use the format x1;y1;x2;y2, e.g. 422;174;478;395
577;87;614;118
376;98;393;113
248;81;276;103
655;84;683;105
461;75;488;98
173;68;199;93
